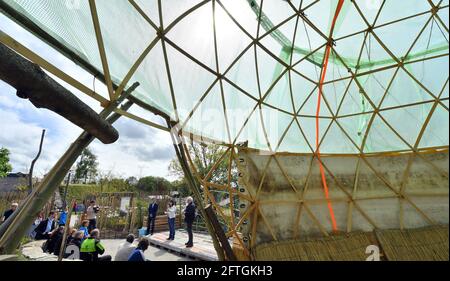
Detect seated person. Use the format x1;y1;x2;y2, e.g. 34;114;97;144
68;231;84;248
79;220;89;238
114;234;136;261
128;238;150;262
34;211;57;240
64;231;84;259
80;229;111;262
58;207;68;226
66;228;77;245
45;226;64;255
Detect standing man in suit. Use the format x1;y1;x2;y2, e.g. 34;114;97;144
146;198;158;235
184;197;196;248
34;211;57;240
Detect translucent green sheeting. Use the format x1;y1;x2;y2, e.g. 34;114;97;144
1;0;448;154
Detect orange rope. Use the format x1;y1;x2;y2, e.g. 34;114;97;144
316;0;345;232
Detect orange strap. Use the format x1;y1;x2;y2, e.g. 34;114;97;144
315;0;345;232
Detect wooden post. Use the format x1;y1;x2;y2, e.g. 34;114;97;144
0;86;138;254
204;204;237;261
129;195;137;234
0;43;119;144
62;172;71;209
127;193;134;233
58;199;76;261
168;123;226;261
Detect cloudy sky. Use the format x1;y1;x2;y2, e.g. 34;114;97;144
0;14;176;181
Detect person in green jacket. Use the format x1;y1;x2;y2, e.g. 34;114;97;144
80;229;111;262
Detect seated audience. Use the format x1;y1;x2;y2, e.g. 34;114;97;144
128;238;150;262
64;231;84;259
66;228;77;245
80;229;111;262
46;226;64;255
79;220;89;238
114;234;136;261
34;211;57;240
58;207;68;226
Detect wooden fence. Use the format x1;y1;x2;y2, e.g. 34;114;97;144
0;190;214;239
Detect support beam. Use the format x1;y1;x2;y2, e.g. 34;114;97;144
0;84;138;254
0;42;118;144
0;2;172;123
58;199;76;261
168;122;226;261
88;0;115;101
204;204;237;261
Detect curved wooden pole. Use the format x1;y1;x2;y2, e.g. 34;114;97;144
0;43;119;144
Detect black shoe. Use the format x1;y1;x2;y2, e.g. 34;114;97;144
186;244;193;248
166;238;171;240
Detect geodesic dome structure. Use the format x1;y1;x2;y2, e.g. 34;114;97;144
0;0;448;260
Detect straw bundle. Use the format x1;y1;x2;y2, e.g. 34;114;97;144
254;232;376;261
232;236;251;261
375;225;449;261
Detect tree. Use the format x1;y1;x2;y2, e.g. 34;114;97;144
126;176;138;186
172;179;191;197
136;176;173;194
168;143;238;185
74;148;98;184
0;147;13;178
168;143;239;203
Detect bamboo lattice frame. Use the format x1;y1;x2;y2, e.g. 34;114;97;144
0;0;448;143
0;0;448;260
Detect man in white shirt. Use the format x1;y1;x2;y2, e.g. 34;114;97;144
114;234;136;261
86;200;99;233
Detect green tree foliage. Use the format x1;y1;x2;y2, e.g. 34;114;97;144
126;176;138;186
172;179;191;197
136;176;173;194
0;147;13;178
74;148;98;184
168;143;237;185
103;178;133;192
168;143;239;204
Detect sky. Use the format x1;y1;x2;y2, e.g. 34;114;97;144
0;14;177;181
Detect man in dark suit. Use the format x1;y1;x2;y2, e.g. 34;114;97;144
147;199;158;235
34;211;57;240
184;197;196;248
